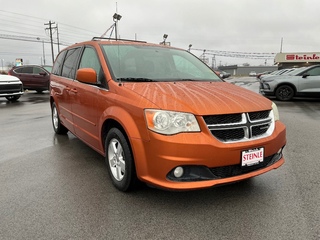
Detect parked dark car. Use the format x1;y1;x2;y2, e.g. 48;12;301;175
220;71;231;78
8;65;52;93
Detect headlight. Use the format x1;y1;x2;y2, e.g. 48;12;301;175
144;109;200;135
272;102;280;121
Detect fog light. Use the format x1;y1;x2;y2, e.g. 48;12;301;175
173;167;184;178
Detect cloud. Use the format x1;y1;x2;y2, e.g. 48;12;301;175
1;0;320;66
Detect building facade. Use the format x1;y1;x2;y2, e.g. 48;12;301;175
274;52;320;69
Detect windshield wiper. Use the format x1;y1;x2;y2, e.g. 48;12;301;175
117;77;156;82
178;79;198;81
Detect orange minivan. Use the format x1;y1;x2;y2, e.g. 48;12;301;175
50;38;286;191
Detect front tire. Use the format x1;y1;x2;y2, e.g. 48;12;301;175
275;85;294;101
51;102;68;134
105;128;137;192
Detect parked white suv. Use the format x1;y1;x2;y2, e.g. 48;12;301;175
0;74;24;101
260;65;320;101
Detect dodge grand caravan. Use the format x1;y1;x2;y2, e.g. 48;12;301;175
50;38;286;191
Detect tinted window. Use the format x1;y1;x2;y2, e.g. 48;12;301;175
61;48;81;79
52;51;66;75
22;67;33;74
79;47;105;84
306;67;320;76
14;67;23;73
14;66;33;74
33;67;44;74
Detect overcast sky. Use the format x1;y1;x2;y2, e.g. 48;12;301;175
1;0;320;67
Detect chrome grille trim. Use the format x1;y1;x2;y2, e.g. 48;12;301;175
203;110;274;143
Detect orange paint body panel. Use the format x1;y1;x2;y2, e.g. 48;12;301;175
50;39;286;191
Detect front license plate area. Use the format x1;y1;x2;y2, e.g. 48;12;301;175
241;147;264;167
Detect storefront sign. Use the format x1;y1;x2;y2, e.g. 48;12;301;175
286;54;320;61
275;52;320;63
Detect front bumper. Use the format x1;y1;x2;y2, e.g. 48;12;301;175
132;121;286;190
259;82;275;96
0;83;24;97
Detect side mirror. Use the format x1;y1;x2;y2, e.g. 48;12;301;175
302;73;309;78
39;72;47;76
76;68;97;84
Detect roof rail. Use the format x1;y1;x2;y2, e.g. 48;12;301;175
91;37;147;43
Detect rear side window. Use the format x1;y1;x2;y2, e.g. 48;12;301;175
13;67;23;73
14;67;33;74
61;48;81;79
52;51;66;75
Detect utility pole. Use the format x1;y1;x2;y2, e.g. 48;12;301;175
45;20;56;64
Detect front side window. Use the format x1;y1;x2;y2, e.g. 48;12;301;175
79;47;105;85
33;67;44;74
101;44;221;82
305;67;320;76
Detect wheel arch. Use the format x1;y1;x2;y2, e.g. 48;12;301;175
275;82;297;94
100;106;148;155
101;119;129;152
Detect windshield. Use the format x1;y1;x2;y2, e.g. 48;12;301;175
101;44;221;82
42;66;52;73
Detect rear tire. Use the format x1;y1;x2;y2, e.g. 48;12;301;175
275;85;294;101
51;102;68;134
105;128;138;192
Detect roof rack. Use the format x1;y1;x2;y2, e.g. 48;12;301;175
91;37;147;43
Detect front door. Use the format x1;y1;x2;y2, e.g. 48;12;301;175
298;66;320;96
71;46;108;152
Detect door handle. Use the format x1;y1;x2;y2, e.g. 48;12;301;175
70;88;78;93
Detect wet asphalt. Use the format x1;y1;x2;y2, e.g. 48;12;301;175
0;78;319;240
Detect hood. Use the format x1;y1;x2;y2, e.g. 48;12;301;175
0;74;21;83
123;81;271;115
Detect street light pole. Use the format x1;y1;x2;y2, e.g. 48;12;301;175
113;13;122;40
37;38;46;66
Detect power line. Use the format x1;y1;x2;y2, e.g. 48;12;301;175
193;48;276;59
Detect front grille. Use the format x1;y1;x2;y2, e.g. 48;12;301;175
0;84;22;94
248;110;270;121
204;113;242;124
252;124;269;137
211;128;245;142
203;110;273;143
